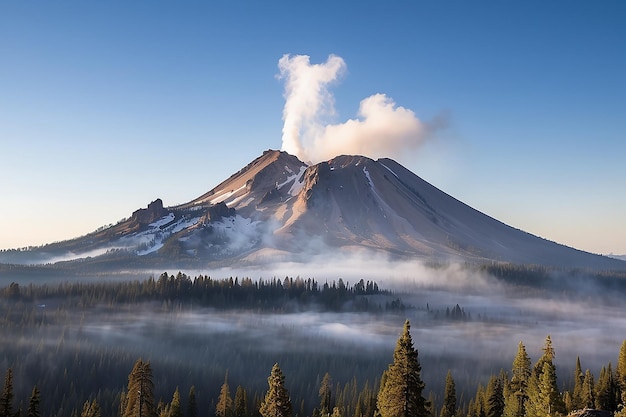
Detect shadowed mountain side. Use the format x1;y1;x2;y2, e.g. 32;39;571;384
1;149;624;272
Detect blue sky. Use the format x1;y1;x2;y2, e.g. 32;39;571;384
1;1;625;255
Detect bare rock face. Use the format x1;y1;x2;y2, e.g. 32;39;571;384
202;202;235;223
130;199;169;227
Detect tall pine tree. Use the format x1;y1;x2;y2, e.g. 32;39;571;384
123;359;157;417
319;373;333;417
26;387;40;417
618;341;626;406
503;342;531;417
571;357;584;411
485;375;504;417
259;363;292;417
526;337;565;417
234;386;248;417
377;320;429;417
0;369;13;417
188;386;198;417
440;371;456;417
216;375;233;417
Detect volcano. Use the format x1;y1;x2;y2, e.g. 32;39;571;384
2;150;624;271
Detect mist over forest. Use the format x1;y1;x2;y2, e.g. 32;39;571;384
1;257;625;417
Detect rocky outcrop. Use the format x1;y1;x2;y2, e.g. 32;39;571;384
130;199;169;227
202;202;235;223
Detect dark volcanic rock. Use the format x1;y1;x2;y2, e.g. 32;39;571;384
202;202;235;223
131;199;169;227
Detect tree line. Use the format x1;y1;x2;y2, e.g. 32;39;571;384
1;320;625;417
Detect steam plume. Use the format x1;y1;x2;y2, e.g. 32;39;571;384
278;54;444;163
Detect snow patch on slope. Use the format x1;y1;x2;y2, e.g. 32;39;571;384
210;215;263;253
379;162;399;178
130;214;201;255
288;166;308;196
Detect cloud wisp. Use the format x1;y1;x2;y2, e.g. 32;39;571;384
278;54;446;164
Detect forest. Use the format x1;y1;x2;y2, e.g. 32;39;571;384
0;271;625;417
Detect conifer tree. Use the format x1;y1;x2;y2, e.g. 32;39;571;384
485;375;504;417
216;376;233;417
320;373;333;417
234;386;248;417
188;386;198;417
581;370;595;409
526;337;564;417
571;357;584;411
259;363;292;417
26;387;40;417
440;371;456;417
377;320;429;417
618;340;626;405
595;364;616;412
80;400;101;417
503;342;531;417
0;369;14;417
123;359;157;417
168;387;182;417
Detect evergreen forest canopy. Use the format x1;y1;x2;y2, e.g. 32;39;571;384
0;271;625;417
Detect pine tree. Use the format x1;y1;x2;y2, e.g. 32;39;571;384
80;400;101;417
259;363;292;417
0;369;14;417
168;388;182;417
571;357;584;411
618;340;626;405
320;373;333;417
188;386;198;417
526;337;565;417
123;359;157;417
440;371;456;417
581;370;595;409
216;376;233;417
503;342;531;417
485;375;504;417
595;364;617;412
377;320;429;417
234;386;248;417
26;387;40;417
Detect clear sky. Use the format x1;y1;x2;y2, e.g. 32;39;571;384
1;1;625;255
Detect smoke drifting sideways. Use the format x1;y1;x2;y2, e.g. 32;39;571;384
277;54;446;164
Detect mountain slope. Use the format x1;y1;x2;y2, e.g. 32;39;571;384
1;150;624;271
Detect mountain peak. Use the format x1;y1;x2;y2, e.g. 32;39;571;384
3;150;625;271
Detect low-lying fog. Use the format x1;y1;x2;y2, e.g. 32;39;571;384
3;253;625;403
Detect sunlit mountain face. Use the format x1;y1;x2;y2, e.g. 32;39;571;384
1;149;624;272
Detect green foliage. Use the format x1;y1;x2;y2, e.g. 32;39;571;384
571;357;584;411
319;373;333;416
618;340;626;404
123;359;157;417
0;369;13;417
188;386;198;417
80;400;101;417
485;375;504;417
26;386;39;417
439;371;456;417
503;342;531;417
216;376;234;417
234;386;248;417
377;320;429;417
260;364;292;417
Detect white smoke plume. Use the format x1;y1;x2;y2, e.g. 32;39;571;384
278;54;444;163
